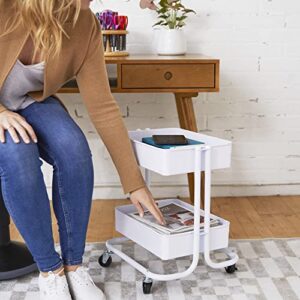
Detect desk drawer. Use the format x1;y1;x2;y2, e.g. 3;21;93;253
121;63;216;89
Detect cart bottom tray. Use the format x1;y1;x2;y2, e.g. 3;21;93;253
115;199;230;260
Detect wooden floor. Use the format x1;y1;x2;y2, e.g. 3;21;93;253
10;195;300;243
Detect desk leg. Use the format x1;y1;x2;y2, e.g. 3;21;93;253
174;93;204;208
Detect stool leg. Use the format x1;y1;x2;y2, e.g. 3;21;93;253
0;180;38;280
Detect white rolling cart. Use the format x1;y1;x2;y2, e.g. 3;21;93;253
98;128;239;294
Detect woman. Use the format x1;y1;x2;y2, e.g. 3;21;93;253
0;0;165;299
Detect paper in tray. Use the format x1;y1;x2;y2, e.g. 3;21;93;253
129;201;222;235
115;198;230;259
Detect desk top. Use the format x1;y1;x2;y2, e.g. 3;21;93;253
104;53;219;64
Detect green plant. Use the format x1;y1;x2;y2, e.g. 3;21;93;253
153;0;196;29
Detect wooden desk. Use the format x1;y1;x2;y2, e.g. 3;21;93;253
58;54;220;207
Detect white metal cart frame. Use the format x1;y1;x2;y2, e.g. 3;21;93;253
99;133;239;294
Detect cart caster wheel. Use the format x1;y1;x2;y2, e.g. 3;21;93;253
98;253;112;268
142;278;153;294
225;264;237;274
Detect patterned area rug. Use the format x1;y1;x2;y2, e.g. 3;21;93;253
0;238;300;300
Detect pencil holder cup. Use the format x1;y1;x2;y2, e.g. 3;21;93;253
102;30;129;57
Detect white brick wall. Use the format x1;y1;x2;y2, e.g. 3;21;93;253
44;1;300;199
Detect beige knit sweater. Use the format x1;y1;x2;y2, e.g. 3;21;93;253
0;1;146;194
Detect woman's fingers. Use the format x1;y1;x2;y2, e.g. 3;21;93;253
10;119;31;144
0;126;4;143
130;187;166;225
146;190;166;224
144;200;165;225
7;126;20;143
0;111;37;144
133;201;145;217
152;200;166;224
17;117;38;142
0;113;38;144
152;199;165;223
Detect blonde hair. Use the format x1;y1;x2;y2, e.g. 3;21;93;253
0;0;82;63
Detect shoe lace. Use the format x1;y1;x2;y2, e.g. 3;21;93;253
76;266;96;287
44;268;68;295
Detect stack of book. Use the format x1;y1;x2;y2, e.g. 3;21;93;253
129;202;222;235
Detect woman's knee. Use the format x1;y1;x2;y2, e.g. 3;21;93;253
39;124;93;169
0;131;42;175
62;124;91;156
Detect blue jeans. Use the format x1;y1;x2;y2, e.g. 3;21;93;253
0;96;94;272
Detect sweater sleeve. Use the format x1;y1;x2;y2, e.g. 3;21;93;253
75;12;146;195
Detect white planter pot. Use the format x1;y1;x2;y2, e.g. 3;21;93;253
155;27;187;55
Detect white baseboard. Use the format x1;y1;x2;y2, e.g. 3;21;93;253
46;183;300;200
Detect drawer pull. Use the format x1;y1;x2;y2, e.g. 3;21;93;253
164;71;173;80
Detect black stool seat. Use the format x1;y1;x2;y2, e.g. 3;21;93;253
0;183;38;280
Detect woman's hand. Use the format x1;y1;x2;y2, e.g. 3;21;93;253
0;110;38;144
139;0;158;10
130;185;166;225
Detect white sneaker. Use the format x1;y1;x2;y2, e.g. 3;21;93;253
65;265;106;300
38;267;72;299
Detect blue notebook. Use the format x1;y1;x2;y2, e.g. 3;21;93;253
141;136;205;149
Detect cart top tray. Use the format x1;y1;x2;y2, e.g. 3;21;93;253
128;127;232;175
129;127;231;150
